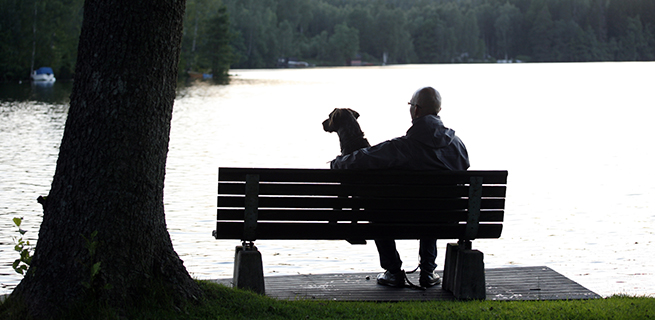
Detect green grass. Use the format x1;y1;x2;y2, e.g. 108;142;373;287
178;281;654;320
2;280;654;319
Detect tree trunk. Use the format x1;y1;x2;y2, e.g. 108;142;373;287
10;0;201;317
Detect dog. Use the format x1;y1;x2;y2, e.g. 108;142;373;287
322;108;371;155
323;108;370;245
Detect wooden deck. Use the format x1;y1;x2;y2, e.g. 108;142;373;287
211;266;601;301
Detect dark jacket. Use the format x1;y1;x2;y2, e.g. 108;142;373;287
329;114;469;171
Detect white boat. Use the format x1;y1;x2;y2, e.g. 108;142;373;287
31;67;56;82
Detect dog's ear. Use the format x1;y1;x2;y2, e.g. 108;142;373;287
346;108;360;119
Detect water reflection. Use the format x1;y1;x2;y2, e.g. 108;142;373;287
0;97;69;292
1;64;654;298
0;81;73;104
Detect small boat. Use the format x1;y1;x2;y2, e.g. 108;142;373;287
31;67;56;82
187;71;213;80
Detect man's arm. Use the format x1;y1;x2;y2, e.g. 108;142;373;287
330;138;412;170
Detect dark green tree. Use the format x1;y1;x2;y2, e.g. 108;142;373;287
223;0;278;68
529;3;554;61
201;6;234;83
181;0;235;79
476;2;499;59
276;0;313;35
277;20;299;59
587;0;608;42
346;6;376;60
372;6;411;63
616;15;649;60
328;22;359;64
460;9;484;61
494;2;521;60
305;0;342;38
412;15;444;63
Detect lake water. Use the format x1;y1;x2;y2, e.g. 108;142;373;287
1;63;653;297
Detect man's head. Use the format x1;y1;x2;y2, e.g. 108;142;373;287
409;87;441;120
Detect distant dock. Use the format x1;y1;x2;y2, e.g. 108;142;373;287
212;266;601;301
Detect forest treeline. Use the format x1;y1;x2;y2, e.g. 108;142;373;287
1;0;654;82
225;0;655;67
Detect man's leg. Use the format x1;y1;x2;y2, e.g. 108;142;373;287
419;238;441;287
374;238;405;286
419;238;437;272
374;238;402;272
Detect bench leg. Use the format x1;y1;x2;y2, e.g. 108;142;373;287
442;242;486;300
453;249;486;300
233;245;265;294
442;242;459;292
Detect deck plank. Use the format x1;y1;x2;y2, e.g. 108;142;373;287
211;266;601;301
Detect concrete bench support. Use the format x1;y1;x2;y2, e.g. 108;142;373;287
443;242;486;300
233;245;265;294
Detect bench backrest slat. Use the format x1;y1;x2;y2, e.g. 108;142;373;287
219;196;505;211
219;168;508;185
219;182;507;198
218;209;505;223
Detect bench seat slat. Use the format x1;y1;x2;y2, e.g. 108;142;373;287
215;222;503;240
219;182;507;198
219;168;508;185
217;209;504;223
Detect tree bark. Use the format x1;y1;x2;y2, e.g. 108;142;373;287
11;0;201;317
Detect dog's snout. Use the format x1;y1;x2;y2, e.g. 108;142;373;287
322;118;334;132
323;109;343;132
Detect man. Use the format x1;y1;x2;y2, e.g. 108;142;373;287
330;86;469;287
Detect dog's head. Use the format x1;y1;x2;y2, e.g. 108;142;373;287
322;108;361;132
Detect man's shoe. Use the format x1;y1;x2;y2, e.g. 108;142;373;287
419;270;441;287
376;270;406;287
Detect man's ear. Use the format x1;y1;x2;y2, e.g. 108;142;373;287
412;105;421;119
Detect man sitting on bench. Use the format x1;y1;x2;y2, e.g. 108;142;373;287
330;86;470;288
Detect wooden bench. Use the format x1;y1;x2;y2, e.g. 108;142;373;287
213;167;508;299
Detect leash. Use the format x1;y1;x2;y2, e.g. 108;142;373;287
406;265;420;274
403;265;426;290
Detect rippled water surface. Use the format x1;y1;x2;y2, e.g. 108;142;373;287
1;63;654;297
